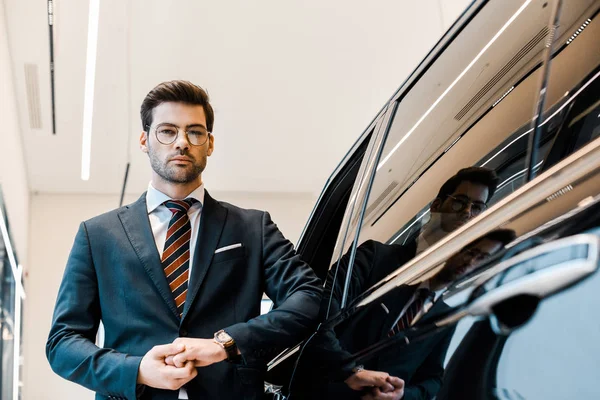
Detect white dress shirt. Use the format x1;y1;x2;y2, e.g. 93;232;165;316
146;182;204;399
146;182;204;285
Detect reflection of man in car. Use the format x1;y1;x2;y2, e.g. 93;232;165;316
328;167;499;316
413;167;499;254
330;229;516;400
315;167;503;399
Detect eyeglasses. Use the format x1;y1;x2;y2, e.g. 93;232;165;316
146;123;211;146
446;194;487;216
463;247;492;263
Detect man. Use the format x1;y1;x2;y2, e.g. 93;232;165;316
305;167;503;399
46;80;323;400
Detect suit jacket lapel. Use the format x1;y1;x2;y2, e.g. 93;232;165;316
182;190;228;320
378;285;416;340
118;193;180;320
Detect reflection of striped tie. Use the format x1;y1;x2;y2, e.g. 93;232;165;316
162;199;197;318
388;288;433;337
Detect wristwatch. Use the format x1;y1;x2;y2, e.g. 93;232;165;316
214;329;238;361
351;364;365;374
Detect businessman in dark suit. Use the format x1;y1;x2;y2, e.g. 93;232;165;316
325;230;515;400
46;80;323;400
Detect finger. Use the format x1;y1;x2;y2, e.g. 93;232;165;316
165;362;196;380
173;354;187;368
371;387;387;400
173;351;195;367
379;381;394;393
370;373;390;387
152;343;186;358
164;355;175;366
361;393;375;400
374;388;397;400
386;376;405;389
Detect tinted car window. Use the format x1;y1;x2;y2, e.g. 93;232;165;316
292;1;560;399
350;0;554;304
534;5;600;174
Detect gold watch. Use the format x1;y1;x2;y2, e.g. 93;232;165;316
214;329;238;360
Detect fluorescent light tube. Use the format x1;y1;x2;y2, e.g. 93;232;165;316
81;0;100;181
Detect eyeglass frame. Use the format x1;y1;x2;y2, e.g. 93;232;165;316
144;123;212;146
445;194;488;216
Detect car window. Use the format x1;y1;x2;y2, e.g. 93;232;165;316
533;3;600;174
342;0;555;307
289;1;566;399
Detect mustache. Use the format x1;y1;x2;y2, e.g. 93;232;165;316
171;149;195;160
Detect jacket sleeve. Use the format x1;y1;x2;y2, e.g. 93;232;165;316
305;241;380;381
402;327;455;400
224;212;323;363
46;222;142;400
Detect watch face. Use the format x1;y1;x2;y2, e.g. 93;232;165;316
216;331;232;343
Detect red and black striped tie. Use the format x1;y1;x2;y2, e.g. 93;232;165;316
388;288;434;337
162;199;197;318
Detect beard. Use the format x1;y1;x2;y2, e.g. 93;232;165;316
148;147;206;184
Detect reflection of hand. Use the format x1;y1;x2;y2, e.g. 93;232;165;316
137;343;197;390
345;370;393;392
361;376;405;400
167;338;227;367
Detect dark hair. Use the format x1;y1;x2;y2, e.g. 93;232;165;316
140;80;214;132
435;167;499;203
461;229;516;255
479;229;517;247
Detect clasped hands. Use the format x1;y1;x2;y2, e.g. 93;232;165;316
137;338;227;391
345;369;405;400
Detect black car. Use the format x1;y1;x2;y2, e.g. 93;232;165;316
266;0;600;399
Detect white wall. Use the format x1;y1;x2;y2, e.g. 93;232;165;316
22;190;315;400
19;0;473;397
0;0;29;263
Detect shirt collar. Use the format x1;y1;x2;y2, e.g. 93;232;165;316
146;182;205;214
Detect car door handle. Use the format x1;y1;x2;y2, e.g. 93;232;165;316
435;233;600;329
466;233;599;317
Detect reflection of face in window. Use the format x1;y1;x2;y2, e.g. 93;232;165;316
429;167;499;234
434;238;503;284
432;181;490;232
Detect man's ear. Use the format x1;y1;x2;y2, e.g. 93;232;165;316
207;133;214;156
140;131;149;153
430;197;442;212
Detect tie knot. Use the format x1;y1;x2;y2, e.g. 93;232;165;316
416;288;434;301
164;198;197;214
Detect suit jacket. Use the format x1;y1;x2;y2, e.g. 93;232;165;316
46;191;323;400
318;240;454;400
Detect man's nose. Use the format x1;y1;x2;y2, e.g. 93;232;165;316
174;130;191;149
461;202;473;216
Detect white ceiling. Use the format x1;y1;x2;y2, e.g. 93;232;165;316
3;0;469;196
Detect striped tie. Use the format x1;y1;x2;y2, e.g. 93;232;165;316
388;288;434;337
162;199;197;318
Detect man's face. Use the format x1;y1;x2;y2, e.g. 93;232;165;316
436;238;504;284
433;181;489;233
139;102;214;184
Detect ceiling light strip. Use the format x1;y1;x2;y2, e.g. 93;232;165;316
81;0;100;181
566;18;591;44
377;0;533;171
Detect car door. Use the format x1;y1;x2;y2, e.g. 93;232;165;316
282;0;600;399
438;1;600;398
